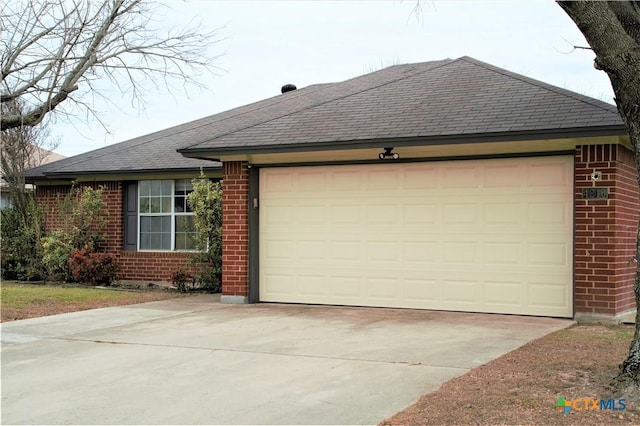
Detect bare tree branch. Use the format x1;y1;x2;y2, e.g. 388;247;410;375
1;98;60;218
1;0;222;130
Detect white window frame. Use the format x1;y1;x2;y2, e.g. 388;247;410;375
137;179;197;252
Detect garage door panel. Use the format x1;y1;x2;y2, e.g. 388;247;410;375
483;163;524;187
442;280;482;303
527;242;570;266
483;242;522;265
263;202;293;226
403;203;438;224
259;156;573;317
442;203;479;224
365;203;398;224
330;240;362;261
366;277;400;301
527;160;572;187
367;169;400;189
442;165;480;188
442;241;479;264
263;171;294;193
297;275;327;297
484;281;523;306
403;241;438;263
263;273;295;296
366;240;400;262
404;278;441;301
298;171;327;191
331;204;362;223
403;167;439;189
332;275;363;298
527;201;570;225
484;202;522;225
528;282;571;310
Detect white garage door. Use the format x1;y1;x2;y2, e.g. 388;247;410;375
259;156;573;317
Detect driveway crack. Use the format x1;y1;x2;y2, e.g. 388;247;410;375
52;337;469;370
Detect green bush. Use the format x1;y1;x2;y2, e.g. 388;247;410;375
1;184;114;284
186;171;222;292
58;185;107;250
0;200;44;280
41;231;72;281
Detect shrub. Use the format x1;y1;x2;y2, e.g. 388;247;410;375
171;267;194;292
58;185;107;250
186;170;222;292
68;248;118;285
41;231;72;281
0;200;45;280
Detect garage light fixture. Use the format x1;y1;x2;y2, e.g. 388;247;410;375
378;147;400;160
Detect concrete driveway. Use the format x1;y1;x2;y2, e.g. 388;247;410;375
1;295;570;425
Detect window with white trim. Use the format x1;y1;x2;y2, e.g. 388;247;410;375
138;179;197;251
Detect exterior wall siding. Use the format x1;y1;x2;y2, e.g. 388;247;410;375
35;181;191;283
574;144;640;317
221;161;249;297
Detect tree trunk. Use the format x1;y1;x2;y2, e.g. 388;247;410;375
557;1;640;386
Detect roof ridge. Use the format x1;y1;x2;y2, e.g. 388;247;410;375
183;59;455;151
459;56;619;115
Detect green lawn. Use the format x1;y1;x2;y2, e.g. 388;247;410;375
1;282;183;321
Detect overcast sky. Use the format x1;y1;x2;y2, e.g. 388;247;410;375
50;0;615;158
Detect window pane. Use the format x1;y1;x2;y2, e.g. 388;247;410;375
174;196;185;213
139;181;151;197
139;198;150;213
175;234;186;250
175;216;184;232
148;217;159;232
140;233;150;249
161;180;172;195
140;216;151;233
150;198;160;213
150;180;160;196
162;233;171;250
149;233;161;248
161;196;172;213
175;179;192;194
175;215;193;232
162;216;171;232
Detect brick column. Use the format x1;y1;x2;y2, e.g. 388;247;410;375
575;144;639;320
221;161;249;303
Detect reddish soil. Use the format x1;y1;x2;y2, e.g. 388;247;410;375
382;324;640;425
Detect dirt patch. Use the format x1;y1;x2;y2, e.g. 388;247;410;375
382;324;639;425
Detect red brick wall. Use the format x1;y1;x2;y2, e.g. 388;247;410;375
35;181;191;283
575;144;640;316
118;251;190;282
221;161;249;297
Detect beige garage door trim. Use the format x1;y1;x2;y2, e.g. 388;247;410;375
259;156;574;317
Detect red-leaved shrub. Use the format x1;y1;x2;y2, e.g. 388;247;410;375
68;249;119;285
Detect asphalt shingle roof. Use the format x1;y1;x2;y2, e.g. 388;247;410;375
180;56;623;155
28;56;624;180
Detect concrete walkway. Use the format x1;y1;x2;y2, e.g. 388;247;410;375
1;295;571;425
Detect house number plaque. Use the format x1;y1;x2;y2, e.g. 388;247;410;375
582;187;609;200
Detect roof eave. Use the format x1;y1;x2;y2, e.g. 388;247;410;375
26;165;222;184
178;125;628;160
